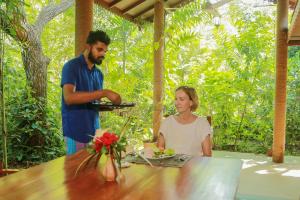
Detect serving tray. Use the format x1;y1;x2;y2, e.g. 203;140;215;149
87;101;135;111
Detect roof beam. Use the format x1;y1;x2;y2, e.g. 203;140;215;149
109;0;121;7
288;0;300;45
94;0;140;25
94;0;204;24
170;0;194;9
289;0;297;8
288;40;300;46
146;0;194;22
122;0;146;14
133;4;154;18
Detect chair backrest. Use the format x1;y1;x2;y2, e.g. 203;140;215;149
206;116;214;148
206;116;212;126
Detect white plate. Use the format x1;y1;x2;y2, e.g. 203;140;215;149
147;154;176;160
116;161;131;168
120;161;131;168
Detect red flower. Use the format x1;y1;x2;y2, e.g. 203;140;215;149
94;132;119;152
94;138;103;153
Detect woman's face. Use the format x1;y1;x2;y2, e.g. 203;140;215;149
175;89;193;113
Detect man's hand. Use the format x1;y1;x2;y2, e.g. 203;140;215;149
101;89;122;105
63;84;102;105
63;84;121;105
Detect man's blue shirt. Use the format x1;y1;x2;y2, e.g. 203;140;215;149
61;54;103;143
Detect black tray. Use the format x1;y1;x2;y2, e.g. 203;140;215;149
87;102;135;112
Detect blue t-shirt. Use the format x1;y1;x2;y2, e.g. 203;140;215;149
61;54;103;143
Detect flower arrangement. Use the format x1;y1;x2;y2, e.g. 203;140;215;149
75;131;127;176
75;125;129;178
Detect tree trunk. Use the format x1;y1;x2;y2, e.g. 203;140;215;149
1;0;74;103
0;1;74;147
21;32;50;105
1;1;74;103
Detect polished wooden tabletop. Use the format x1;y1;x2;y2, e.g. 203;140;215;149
0;150;242;200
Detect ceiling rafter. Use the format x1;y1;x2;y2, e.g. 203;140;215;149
94;0;139;24
109;0;122;7
132;3;154;19
93;0;196;24
93;0;300;43
121;0;146;14
288;0;300;45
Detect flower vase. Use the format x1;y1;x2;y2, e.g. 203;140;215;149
115;163;126;184
102;154;117;182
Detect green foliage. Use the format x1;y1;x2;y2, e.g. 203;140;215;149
92;6;155;148
1;0;300;169
87;1;299;155
286;46;300;155
1;88;64;166
0;36;65;167
0;0;27;41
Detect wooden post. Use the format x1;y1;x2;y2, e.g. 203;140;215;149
153;0;165;141
273;0;288;163
75;0;93;56
0;27;7;170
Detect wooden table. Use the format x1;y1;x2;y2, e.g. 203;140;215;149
0;151;242;200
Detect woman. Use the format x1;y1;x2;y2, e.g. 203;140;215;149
157;86;212;156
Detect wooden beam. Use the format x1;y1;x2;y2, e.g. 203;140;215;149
288;0;300;44
273;0;288;163
153;0;165;140
288;39;300;45
169;0;195;8
289;0;297;8
94;0;140;25
109;0;122;7
76;0;93;56
145;0;195;22
0;30;8;170
133;4;154;18
122;0;146;14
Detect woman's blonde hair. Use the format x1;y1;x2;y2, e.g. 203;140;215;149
176;86;199;111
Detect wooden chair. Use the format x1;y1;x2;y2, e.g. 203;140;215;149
207;116;212;126
206;116;214;149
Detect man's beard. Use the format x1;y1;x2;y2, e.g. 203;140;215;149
88;52;104;65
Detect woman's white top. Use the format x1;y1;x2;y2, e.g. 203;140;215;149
159;115;212;156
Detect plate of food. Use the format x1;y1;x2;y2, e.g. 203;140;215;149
147;154;175;160
146;148;176;160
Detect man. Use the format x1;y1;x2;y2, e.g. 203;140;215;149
61;30;121;155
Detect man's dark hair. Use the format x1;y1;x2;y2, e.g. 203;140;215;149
86;30;111;45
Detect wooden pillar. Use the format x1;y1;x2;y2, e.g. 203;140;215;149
273;0;288;163
0;29;8;170
75;0;93;56
153;0;165;141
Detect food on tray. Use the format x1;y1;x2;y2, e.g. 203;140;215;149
152;147;175;158
164;148;175;156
